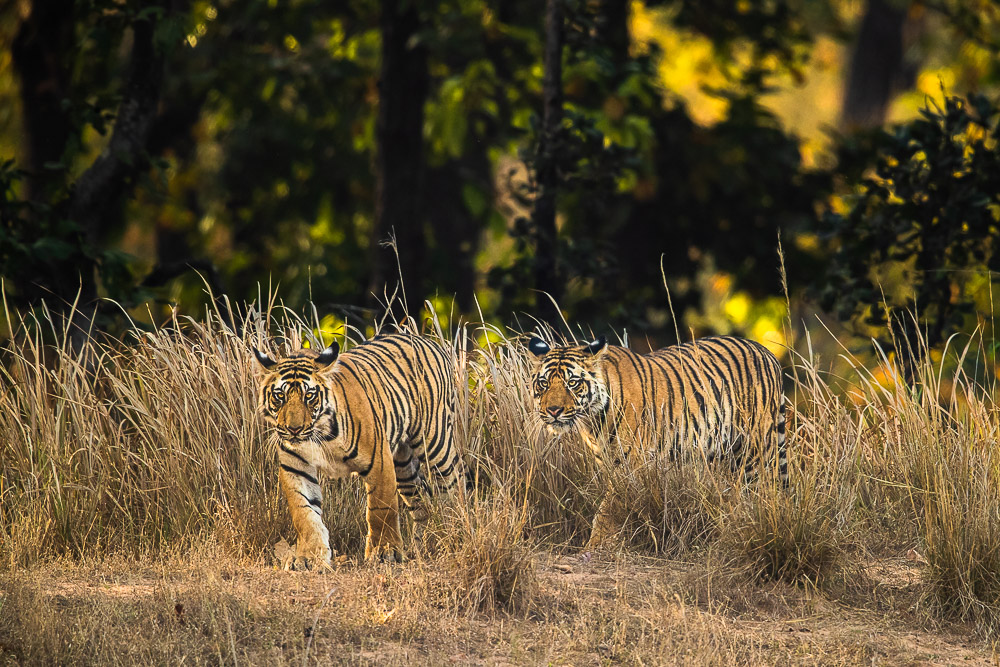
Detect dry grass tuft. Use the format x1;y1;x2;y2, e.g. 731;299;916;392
599;450;725;557
419;485;538;614
905;361;1000;631
839;332;1000;631
718;474;855;585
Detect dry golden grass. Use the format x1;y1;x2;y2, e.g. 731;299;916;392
2;297;1000;663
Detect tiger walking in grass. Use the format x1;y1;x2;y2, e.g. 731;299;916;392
527;335;787;548
253;333;462;568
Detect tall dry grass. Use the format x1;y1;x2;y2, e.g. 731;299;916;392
850;332;1000;630
463;327;600;545
0;298;369;567
3;294;1000;631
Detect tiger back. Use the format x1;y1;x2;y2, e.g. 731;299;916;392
254;333;461;568
527;335;787;546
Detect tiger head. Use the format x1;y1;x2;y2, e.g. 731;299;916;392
252;343;340;442
527;336;609;432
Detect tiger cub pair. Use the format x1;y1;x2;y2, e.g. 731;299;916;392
254;332;785;568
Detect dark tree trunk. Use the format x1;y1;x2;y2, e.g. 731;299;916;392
597;0;630;70
369;0;430;313
10;0;168;341
62;5;168;341
841;0;908;130
533;0;564;326
70;13;165;249
11;0;74;204
425;157;489;313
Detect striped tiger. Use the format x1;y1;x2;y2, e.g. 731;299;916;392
527;335;786;547
253;333;462;568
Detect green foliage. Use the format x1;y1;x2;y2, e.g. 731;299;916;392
2;0;827;333
821;93;1000;349
488;0;825;330
0;160;138;309
3;0;997;344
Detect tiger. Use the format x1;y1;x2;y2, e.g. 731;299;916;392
527;335;787;547
253;333;462;568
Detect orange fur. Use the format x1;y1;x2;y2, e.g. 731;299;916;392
255;334;462;567
528;335;786;546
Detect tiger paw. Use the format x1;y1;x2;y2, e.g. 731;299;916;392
276;537;334;571
290;555;316;571
289;554;337;572
366;544;405;564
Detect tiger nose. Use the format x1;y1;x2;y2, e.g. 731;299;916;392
286;425;303;435
546;406;563;417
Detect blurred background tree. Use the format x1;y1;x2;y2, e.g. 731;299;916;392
821;93;1000;379
1;0;998;361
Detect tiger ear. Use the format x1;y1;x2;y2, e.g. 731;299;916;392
586;336;607;356
315;341;340;370
528;337;550;357
253;347;278;370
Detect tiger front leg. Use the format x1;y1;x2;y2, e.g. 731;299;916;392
278;458;332;571
580;427;618;551
585;495;618;551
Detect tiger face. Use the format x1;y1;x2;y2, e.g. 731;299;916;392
527;336;609;432
253;344;339;443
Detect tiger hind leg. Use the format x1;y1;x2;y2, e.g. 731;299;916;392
733;399;789;488
365;438;405;563
364;481;405;563
395;456;432;552
776;398;789;487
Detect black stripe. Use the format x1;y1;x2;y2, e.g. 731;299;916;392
434;459;456;479
280;463;319;486
297;491;322;509
321;417;339;441
279;442;310;467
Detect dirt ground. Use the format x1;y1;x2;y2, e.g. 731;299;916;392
2;548;995;666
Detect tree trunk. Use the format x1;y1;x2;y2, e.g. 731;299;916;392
64;4;168;342
369;0;430;313
11;0;75;204
533;0;564;326
597;0;630;71
425;153;490;313
841;0;908;130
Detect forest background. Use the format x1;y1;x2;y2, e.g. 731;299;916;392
2;0;1000;369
